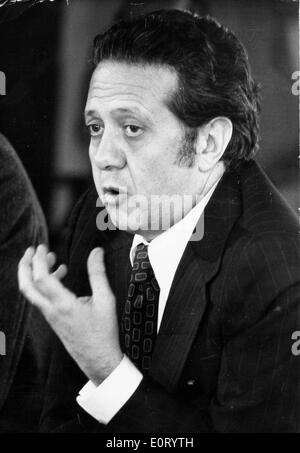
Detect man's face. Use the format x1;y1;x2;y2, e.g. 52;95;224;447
85;61;202;238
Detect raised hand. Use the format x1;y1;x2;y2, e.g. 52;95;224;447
18;245;123;385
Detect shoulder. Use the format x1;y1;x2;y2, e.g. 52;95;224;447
216;161;300;317
237;160;298;237
222;160;299;283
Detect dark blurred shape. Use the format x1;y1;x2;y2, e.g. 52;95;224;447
0;133;51;432
0;2;32;25
0;1;62;221
0;0;67;24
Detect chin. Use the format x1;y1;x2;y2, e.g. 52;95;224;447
106;209;134;232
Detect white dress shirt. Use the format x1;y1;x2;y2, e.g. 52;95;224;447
77;179;221;423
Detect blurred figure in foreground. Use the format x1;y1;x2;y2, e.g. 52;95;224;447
0;133;50;432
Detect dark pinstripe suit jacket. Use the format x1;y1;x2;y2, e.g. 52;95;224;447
40;160;300;433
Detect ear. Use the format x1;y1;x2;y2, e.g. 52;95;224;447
195;117;233;172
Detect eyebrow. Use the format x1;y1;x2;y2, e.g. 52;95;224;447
84;109;98;122
84;107;153;123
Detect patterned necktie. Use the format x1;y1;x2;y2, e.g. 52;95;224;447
122;243;160;372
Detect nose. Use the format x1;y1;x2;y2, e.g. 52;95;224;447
90;129;126;171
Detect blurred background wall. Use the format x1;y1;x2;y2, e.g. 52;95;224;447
0;0;298;255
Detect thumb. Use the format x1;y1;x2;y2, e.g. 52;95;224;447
87;247;112;299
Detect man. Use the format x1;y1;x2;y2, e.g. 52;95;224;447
0;133;50;432
18;10;299;432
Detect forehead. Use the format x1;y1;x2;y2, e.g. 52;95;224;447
85;61;178;118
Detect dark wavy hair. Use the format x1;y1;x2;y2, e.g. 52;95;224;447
92;9;260;170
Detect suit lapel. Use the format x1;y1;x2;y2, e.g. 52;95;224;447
150;169;242;392
150;245;219;392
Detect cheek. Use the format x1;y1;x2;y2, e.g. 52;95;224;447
90;159;104;198
128;134;184;193
89;143;100;167
88;141;95;156
89;147;96;173
133;163;167;194
142;155;178;192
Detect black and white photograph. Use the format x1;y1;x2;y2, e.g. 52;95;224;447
0;0;299;436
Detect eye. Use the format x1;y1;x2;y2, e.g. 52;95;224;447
124;125;143;137
87;123;104;137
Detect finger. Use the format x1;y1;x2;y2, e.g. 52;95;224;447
32;247;69;301
20;245;35;264
29;246;67;301
46;252;56;270
19;248;75;321
18;246;35;286
52;264;68;280
18;247;35;286
18;247;51;311
32;244;50;282
78;296;91;304
87;247;112;298
34;268;72;302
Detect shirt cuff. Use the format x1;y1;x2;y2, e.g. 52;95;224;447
76;355;143;424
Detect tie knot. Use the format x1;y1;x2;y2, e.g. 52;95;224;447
131;243;153;283
134;242;149;260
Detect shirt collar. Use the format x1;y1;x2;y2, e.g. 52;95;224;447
129;178;221;298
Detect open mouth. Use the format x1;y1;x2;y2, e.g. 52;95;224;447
103;187;120;196
102;186;126;205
